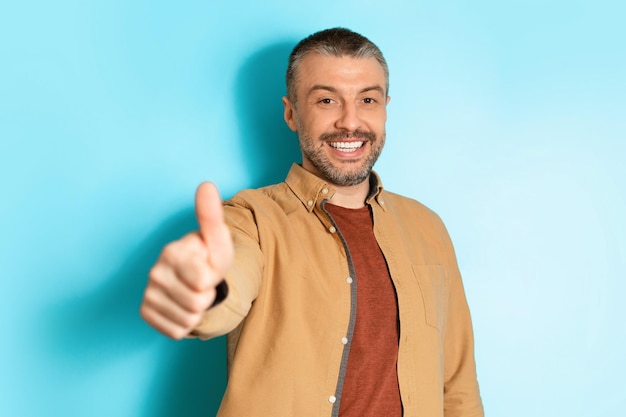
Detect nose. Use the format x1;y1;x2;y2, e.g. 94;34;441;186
335;102;363;132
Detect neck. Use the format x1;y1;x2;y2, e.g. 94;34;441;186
328;178;370;209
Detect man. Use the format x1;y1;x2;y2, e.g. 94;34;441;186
141;28;484;417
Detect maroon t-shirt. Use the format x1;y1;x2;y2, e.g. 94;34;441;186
325;203;402;417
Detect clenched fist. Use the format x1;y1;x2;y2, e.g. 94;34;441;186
140;182;234;339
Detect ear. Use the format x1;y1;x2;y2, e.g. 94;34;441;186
386;95;391;105
282;96;298;132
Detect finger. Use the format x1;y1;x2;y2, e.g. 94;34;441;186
195;181;224;243
158;236;212;291
140;301;200;340
140;282;197;339
194;182;234;274
152;258;218;311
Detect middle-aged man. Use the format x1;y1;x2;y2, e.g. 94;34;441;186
140;27;484;417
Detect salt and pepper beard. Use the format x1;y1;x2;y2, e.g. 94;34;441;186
296;117;386;187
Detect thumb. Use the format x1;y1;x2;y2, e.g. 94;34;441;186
195;182;233;273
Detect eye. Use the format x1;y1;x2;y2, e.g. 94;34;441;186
363;97;377;104
319;98;333;104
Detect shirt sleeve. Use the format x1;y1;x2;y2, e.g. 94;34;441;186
439;221;485;417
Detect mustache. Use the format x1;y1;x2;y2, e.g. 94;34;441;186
319;130;376;142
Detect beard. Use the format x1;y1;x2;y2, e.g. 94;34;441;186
297;124;386;187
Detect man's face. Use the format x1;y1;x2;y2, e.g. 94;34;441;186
283;53;390;187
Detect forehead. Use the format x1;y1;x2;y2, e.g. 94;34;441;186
295;53;387;95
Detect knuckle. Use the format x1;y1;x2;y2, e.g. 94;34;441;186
180;312;201;330
139;304;152;322
140;306;164;331
148;265;166;286
142;286;160;305
187;292;211;313
161;324;180;339
160;243;179;263
148;265;158;280
161;236;200;263
170;328;188;340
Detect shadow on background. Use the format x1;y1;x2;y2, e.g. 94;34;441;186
234;40;302;188
143;337;227;417
45;208;226;416
44;40;300;417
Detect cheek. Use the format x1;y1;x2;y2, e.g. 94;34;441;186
304;116;336;135
375;110;388;128
363;113;387;132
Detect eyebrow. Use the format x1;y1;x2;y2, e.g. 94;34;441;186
308;84;386;96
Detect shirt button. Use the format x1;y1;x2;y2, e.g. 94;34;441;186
322;188;329;194
380;200;385;205
346;277;353;284
307;200;314;207
341;337;348;345
329;395;337;404
329;226;337;233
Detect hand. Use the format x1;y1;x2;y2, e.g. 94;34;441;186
140;182;234;339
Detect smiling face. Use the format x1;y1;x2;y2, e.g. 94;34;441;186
283;53;390;187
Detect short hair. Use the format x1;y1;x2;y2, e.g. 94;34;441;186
286;27;389;103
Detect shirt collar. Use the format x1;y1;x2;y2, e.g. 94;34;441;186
284;163;386;212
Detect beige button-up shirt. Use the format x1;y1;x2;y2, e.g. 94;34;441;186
192;163;484;417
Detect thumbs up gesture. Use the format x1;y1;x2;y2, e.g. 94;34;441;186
140;182;234;339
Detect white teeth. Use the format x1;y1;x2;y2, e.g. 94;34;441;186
329;141;364;152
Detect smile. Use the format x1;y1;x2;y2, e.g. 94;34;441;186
328;141;365;152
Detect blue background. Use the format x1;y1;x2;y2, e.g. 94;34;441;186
1;1;625;416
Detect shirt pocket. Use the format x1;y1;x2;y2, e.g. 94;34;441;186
412;264;446;330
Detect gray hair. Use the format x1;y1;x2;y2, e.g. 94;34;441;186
286;28;389;103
